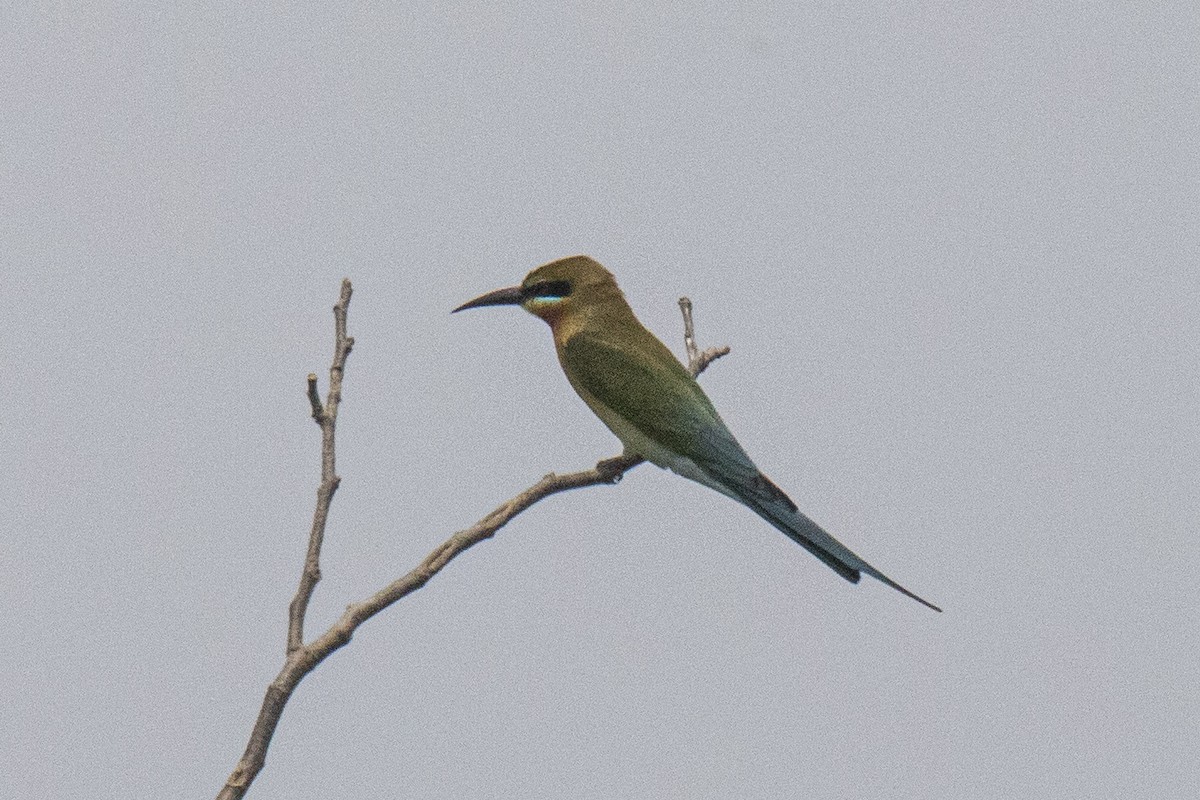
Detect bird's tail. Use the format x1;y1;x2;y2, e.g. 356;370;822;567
739;474;942;612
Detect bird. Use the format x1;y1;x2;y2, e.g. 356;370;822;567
453;255;940;612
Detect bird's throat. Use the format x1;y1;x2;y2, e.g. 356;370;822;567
545;310;587;350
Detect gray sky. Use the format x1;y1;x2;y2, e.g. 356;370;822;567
3;3;1198;798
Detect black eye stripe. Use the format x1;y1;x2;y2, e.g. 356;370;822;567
523;280;573;299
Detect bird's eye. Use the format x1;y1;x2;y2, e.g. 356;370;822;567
524;280;572;301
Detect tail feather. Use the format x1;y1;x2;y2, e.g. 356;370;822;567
739;477;942;613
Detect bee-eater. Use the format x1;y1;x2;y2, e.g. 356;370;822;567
454;255;940;612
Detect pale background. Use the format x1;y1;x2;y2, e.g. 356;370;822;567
3;3;1197;798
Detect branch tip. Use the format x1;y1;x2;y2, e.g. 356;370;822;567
677;296;728;377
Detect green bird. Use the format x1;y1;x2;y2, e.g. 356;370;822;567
454;255;940;612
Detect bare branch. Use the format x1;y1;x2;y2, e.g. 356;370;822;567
216;290;725;800
679;296;731;375
287;279;354;655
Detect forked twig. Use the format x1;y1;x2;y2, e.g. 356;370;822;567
288;280;354;653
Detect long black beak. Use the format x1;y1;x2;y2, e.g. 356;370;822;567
452;285;525;313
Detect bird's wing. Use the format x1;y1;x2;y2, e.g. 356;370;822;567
560;328;759;480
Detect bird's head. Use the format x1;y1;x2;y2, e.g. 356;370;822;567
452;255;620;326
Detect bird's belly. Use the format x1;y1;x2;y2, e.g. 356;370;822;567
576;389;737;500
